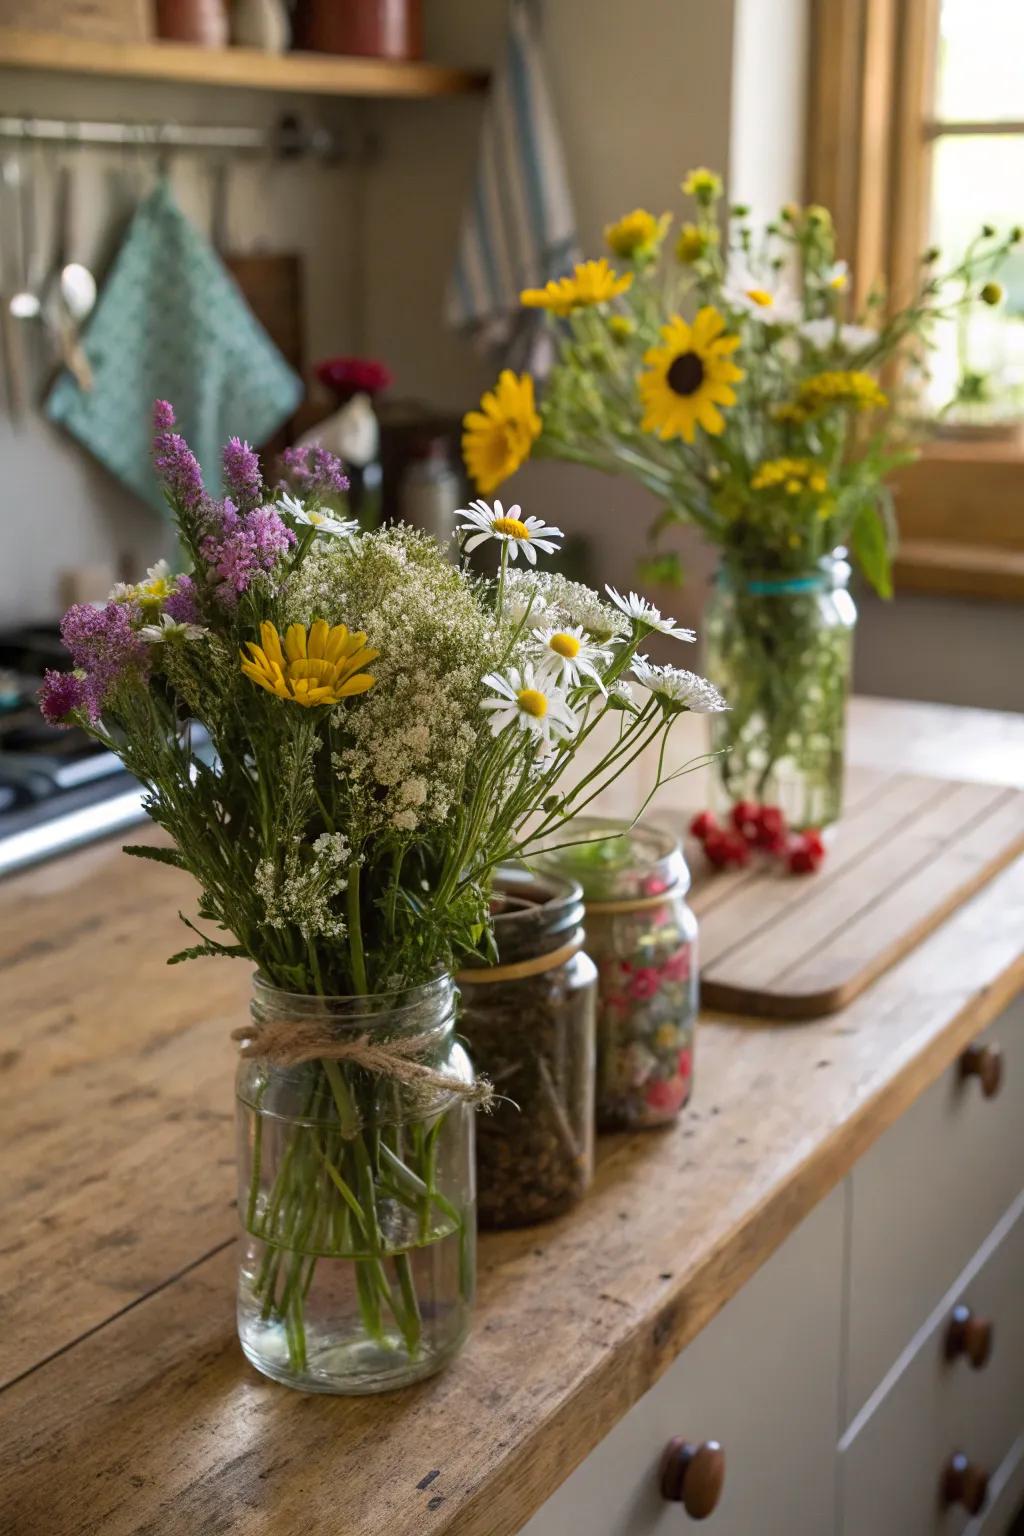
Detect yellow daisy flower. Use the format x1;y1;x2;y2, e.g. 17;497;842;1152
682;167;723;203
521;258;633;316
751;457;829;495
604;209;671;261
462;370;541;495
638;308;744;443
796;370;887;415
676;223;717;264
241;620;378;707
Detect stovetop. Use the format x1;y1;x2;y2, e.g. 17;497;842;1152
0;624;149;876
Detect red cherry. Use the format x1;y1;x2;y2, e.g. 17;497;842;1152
753;805;787;849
731;800;761;841
689;810;718;842
801;828;826;859
703;829;733;868
788;846;819;874
721;830;752;867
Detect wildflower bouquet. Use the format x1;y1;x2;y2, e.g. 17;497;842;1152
463;171;1017;824
40;404;724;1393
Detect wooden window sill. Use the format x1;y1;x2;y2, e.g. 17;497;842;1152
894;539;1024;601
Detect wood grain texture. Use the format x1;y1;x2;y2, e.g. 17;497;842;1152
1;699;1023;1536
0;27;489;96
693;773;1024;1018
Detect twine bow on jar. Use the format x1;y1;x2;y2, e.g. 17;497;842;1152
230;1017;494;1110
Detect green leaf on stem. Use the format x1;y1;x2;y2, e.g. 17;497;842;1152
851;498;893;599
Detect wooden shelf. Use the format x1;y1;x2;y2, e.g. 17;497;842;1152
0;27;489;98
894;538;1024;602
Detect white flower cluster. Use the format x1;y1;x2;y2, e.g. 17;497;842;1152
284;526;496;836
631;657;729;714
502;568;629;641
255;830;350;939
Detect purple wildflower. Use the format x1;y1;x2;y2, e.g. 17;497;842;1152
163;574;199;626
223;437;264;511
278;443;350;499
39;669;97;726
60;601;150;705
153;401;207;518
200;501;295;602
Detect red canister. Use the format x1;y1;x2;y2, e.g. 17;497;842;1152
296;0;422;60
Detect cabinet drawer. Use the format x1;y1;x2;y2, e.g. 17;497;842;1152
846;996;1024;1424
520;1186;843;1536
840;1195;1024;1536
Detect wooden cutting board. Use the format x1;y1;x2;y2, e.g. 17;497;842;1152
677;764;1024;1019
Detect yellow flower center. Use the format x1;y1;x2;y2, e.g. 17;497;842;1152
494;516;530;539
549;632;581;659
307;510;325;525
746;288;774;307
142;578;172;599
666;351;705;397
517;688;548;719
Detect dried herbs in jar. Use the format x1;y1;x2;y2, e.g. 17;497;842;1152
458;868;596;1228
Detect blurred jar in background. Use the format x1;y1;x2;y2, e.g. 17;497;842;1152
398;435;462;559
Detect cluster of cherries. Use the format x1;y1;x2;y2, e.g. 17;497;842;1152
689;802;826;876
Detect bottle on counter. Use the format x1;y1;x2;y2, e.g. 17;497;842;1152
397;435;462;560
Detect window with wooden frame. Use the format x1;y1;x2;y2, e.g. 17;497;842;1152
806;0;1024;601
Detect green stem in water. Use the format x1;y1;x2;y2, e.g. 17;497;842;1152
346;860;369;995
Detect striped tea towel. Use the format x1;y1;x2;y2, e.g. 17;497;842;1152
445;0;578;370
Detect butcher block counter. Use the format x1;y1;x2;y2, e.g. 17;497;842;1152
3;696;1024;1536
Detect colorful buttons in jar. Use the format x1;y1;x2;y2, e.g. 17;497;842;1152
538;818;698;1131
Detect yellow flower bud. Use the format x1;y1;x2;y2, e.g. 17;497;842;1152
980;281;1004;306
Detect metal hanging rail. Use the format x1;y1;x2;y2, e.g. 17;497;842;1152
0;113;345;158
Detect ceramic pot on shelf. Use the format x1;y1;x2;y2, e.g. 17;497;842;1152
294;0;423;59
156;0;229;46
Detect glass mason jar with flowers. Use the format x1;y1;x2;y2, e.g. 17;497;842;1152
462;172;1019;825
40;404;726;1393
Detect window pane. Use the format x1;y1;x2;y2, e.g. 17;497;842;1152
936;0;1024;123
925;134;1024;417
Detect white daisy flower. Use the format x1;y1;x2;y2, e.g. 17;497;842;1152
798;318;879;356
279;492;359;539
138;612;208;644
723;268;801;325
480;662;580;756
631;656;728;714
455;499;562;565
605;586;696;642
109;560;175;604
608;679;639;713
825;259;850;292
531;624;611;693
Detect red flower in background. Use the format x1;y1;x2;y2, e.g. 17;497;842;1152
678;1046;693;1080
315;356;393;403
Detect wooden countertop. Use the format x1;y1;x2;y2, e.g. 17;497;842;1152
3;697;1024;1536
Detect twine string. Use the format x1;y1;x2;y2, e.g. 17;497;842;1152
231;1018;493;1110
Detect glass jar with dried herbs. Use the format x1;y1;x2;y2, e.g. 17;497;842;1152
458;868;597;1228
540;819;697;1131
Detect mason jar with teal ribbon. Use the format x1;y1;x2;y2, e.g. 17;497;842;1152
702;552;857;828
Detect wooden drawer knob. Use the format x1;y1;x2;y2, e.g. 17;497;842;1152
660;1438;725;1519
960;1042;1003;1098
942;1453;989;1516
945;1305;994;1369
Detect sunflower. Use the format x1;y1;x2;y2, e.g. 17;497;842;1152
521;258;633;316
637;308;744;442
241;620;377;707
604;209;671;261
462;370;541;494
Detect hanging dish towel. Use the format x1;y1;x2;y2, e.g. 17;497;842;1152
445;0;578;370
47;179;302;514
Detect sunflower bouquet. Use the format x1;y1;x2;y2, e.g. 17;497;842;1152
463;171;1018;824
39;403;724;1394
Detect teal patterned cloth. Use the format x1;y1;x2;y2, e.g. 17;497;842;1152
47;180;302;514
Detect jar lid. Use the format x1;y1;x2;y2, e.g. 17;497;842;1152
461;865;585;969
536;817;689;905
